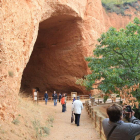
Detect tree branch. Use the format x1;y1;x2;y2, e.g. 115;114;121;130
113;49;134;72
93;81;102;85
135;51;140;63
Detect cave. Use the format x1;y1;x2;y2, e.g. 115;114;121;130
20;15;88;96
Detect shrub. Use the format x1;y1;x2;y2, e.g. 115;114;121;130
32;119;52;138
124;5;129;9
103;95;109;103
41;127;50;135
47;116;54;123
120;9;125;15
32;119;41;138
8;71;14;77
102;3;112;11
12;118;20;125
123;2;130;6
102;0;140;16
0;128;5;134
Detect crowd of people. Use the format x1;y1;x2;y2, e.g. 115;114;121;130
43;90;83;126
43;90;140;139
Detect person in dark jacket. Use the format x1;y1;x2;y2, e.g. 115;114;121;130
102;104;140;140
44;91;48;105
64;93;67;111
73;97;76;103
52;91;57;106
59;93;62;102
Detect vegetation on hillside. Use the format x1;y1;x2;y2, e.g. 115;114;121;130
101;0;140;16
102;0;137;5
0;95;54;140
76;18;140;106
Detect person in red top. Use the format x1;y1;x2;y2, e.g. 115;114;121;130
61;94;66;112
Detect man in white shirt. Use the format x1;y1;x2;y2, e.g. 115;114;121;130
72;96;83;126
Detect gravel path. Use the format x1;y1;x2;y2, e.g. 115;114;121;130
43;101;101;140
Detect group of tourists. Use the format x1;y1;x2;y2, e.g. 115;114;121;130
44;90;140;139
44;90;83;126
61;94;83;126
44;91;66;106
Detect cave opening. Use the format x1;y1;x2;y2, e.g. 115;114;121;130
20;15;87;96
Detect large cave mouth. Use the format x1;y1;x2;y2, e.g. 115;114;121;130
20;15;87;96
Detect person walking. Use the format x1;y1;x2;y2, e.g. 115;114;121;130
44;91;48;105
52;91;57;106
59;93;62;103
102;104;140;140
89;93;91;99
73;97;76;103
61;94;66;112
72;96;83;126
64;93;67;111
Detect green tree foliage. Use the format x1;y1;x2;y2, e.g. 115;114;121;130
85;17;140;94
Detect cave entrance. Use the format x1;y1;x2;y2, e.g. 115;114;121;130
20;15;87;96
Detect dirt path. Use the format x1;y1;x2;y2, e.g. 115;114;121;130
42;101;101;140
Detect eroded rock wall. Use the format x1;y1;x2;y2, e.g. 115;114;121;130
0;0;44;121
21;18;87;95
20;0;106;96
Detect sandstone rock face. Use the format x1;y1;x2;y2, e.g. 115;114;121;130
20;0;106;96
21;17;88;95
0;0;139;120
0;0;44;121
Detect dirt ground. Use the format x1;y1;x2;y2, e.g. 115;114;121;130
43;101;101;140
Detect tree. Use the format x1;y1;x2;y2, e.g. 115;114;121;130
84;17;140;96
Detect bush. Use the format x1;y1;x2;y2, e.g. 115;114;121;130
120;9;125;15
134;11;137;14
8;71;14;77
124;6;129;9
136;6;140;11
12;118;20;125
32;119;51;138
102;3;112;11
41;127;50;135
102;1;140;16
47;116;54;123
103;95;109;103
32;119;41;138
123;2;130;6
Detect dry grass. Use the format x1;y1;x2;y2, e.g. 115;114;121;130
0;94;55;140
8;71;14;77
